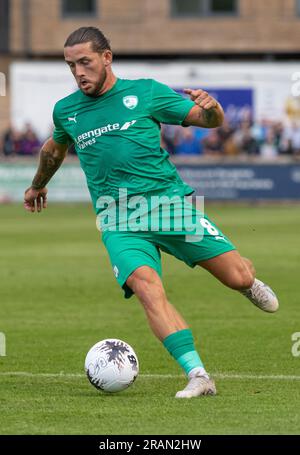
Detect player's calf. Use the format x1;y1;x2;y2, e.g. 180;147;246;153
198;252;278;312
126;266;188;340
198;251;255;290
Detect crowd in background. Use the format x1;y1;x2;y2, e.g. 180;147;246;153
0;123;41;157
1;118;300;159
161;119;300;158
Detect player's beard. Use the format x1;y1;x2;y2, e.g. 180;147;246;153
83;67;108;98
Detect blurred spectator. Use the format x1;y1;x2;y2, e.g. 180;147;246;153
241;131;259;155
202;130;223;156
0;124;41;157
260;129;278;159
174;128;201;155
273;122;284;151
218;120;238;155
10;130;23;155
18;124;41;156
194;128;209;155
218;120;234;142
161;124;180;154
233;121;259;155
251;119;269;144
2;127;15;156
283;122;300;156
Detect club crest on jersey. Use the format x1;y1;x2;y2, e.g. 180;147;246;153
113;265;119;278
123;96;138;110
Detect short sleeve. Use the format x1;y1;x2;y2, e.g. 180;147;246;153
52;103;71;145
148;79;195;125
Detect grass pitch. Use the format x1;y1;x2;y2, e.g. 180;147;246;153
0;203;299;434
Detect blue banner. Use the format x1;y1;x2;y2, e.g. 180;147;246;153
177;164;300;200
178;88;253;123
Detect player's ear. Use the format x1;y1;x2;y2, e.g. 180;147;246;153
102;50;112;66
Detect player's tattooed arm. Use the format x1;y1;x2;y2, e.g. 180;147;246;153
24;138;68;212
31;138;68;190
182;89;224;128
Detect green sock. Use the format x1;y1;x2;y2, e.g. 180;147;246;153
163;328;204;376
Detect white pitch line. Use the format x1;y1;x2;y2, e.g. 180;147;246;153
0;371;300;381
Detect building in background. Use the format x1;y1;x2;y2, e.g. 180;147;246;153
1;0;300;133
4;0;300;58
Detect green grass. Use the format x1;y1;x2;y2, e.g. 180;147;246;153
0;203;299;434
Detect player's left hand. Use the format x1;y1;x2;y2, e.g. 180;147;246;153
184;88;218;110
24;186;48;213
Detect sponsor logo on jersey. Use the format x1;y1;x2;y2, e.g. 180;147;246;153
75;121;137;149
120;120;136;130
123;96;138;110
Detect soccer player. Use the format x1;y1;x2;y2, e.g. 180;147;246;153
24;27;279;398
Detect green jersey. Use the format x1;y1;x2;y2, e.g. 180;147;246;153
52;78;195;213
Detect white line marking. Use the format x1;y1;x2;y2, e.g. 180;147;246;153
0;371;299;380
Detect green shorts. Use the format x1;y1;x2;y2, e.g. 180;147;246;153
101;198;235;298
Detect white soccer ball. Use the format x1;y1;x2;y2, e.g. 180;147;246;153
84;338;139;392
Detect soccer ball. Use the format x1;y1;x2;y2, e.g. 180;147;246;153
84;338;139;392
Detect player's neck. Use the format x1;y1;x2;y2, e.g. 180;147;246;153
98;71;117;96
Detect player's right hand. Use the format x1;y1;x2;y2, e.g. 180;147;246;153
24;186;48;213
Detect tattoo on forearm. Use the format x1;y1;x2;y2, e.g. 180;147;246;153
200;107;220;128
32;149;64;190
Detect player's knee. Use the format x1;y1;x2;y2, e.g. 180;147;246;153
126;267;165;308
126;266;157;291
